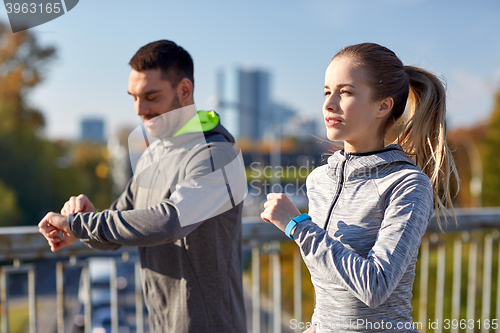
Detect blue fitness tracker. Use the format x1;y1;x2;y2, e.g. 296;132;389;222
285;213;311;239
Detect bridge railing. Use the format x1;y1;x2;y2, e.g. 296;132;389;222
1;208;500;333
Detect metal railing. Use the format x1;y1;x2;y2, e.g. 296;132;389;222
1;208;500;333
241;209;500;333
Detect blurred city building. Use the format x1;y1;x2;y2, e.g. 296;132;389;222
107;125;134;197
217;67;270;140
238;68;270;140
282;114;318;140
80;118;105;144
216;67;318;141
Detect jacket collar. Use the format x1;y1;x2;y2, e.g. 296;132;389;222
326;144;416;180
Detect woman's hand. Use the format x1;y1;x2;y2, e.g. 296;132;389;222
261;193;301;232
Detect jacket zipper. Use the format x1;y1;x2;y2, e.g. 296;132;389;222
323;156;348;230
146;144;168;207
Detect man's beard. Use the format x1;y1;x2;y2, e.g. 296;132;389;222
168;94;182;113
144;95;197;139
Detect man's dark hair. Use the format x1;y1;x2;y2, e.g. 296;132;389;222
129;40;194;89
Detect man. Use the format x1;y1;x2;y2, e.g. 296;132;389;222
38;40;247;333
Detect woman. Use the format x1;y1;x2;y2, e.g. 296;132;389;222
261;43;458;332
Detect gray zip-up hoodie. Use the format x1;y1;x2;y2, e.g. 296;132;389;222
69;114;247;333
292;144;433;333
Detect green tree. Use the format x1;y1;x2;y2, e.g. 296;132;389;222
0;179;20;225
0;21;113;226
482;88;500;206
0;22;55;133
0;21;57;225
70;142;112;210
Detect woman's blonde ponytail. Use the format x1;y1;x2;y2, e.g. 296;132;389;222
397;66;459;228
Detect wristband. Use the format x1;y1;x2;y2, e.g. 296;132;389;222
285;213;311;239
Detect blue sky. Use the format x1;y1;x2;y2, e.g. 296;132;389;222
1;0;499;140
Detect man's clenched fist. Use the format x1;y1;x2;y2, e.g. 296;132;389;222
38;212;78;252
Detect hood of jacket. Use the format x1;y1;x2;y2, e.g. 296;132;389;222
174;110;235;143
325;143;417;181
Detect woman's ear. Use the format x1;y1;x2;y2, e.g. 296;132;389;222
376;97;394;119
177;78;194;106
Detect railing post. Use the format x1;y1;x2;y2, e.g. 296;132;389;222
110;258;119;333
56;261;65;333
271;241;281;333
82;264;92;333
451;234;463;333
268;245;273;333
419;236;429;333
434;235;445;333
252;246;261;333
135;260;144;333
482;233;493;333
293;248;302;333
466;236;478;333
28;266;37;333
0;266;8;333
496;232;500;333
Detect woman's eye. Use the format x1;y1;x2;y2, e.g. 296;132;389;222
340;90;351;95
324;91;331;97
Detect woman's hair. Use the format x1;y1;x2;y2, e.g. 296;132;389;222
333;43;459;228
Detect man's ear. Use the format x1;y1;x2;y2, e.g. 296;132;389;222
376;97;394;119
177;78;194;106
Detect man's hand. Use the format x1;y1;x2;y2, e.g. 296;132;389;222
61;194;96;215
261;193;301;232
38;212;78;252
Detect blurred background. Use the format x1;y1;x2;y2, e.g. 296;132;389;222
1;0;500;226
1;1;500;332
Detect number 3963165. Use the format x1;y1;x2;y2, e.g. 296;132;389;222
5;2;62;14
443;319;498;330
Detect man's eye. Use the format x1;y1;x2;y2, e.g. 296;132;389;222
147;96;157;101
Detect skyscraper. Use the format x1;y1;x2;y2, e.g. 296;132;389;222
237;68;270;140
80;118;105;143
217;67;271;141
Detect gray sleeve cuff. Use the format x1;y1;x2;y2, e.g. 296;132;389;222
68;213;75;230
292;219;311;240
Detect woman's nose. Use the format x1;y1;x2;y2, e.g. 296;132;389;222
324;96;337;112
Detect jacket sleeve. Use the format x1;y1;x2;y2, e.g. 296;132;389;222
70;142;244;247
293;172;433;308
77;177;137;250
109;178;136;211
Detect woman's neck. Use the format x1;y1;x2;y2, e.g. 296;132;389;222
344;139;385;154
